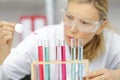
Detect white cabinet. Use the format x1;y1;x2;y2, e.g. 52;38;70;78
0;0;54;25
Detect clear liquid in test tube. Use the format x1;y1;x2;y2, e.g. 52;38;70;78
71;39;76;80
78;39;83;80
55;40;61;80
78;39;83;60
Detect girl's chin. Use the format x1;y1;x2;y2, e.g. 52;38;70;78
65;38;71;46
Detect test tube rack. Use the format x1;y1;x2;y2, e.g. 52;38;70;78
31;60;89;80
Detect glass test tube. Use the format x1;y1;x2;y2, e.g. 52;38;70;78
38;40;44;80
71;39;76;80
61;40;66;80
78;39;83;80
44;40;50;80
55;40;61;80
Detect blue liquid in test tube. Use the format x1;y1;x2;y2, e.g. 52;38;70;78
78;39;83;80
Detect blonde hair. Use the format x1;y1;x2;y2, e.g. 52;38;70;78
68;0;108;61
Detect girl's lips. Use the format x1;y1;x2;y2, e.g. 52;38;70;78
67;35;75;40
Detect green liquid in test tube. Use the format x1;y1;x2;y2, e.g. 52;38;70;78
44;40;50;80
78;39;83;80
71;39;76;80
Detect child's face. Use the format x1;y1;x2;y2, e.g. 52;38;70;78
64;2;103;47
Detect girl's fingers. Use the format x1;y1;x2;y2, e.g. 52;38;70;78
0;21;16;28
0;30;14;44
0;26;14;33
88;69;107;79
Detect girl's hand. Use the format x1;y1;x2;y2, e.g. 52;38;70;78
87;69;120;80
0;21;16;64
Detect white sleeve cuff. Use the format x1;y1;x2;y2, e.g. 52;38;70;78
114;62;120;69
0;65;3;80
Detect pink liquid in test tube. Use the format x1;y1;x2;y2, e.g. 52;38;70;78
61;40;66;80
56;40;61;80
38;40;44;80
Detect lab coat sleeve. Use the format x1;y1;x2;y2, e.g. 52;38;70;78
0;24;61;80
0;33;37;80
111;35;120;69
112;46;120;69
106;32;120;69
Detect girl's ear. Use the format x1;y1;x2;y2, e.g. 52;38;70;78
96;20;108;35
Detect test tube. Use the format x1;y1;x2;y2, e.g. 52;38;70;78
38;40;44;80
78;39;83;60
78;39;83;80
71;39;76;80
61;40;66;80
55;40;61;80
44;40;50;80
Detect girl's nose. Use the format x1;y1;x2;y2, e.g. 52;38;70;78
70;23;79;33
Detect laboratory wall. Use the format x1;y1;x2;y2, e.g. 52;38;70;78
109;0;120;33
